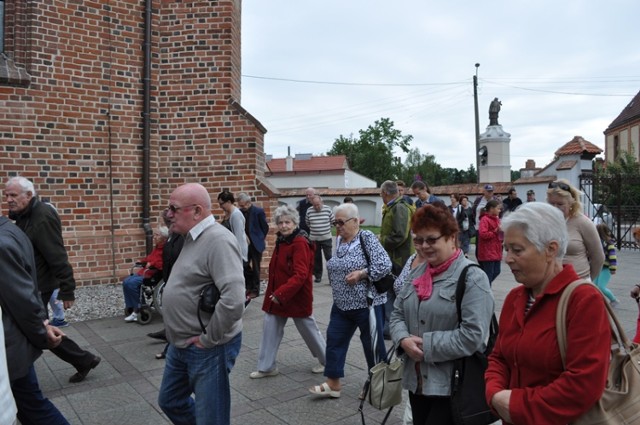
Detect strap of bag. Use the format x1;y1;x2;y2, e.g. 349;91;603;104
455;263;498;353
359;231;370;268
556;279;631;368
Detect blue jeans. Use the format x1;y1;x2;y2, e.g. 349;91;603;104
158;333;242;425
479;260;501;284
122;275;143;309
325;304;386;378
49;288;65;321
12;365;69;425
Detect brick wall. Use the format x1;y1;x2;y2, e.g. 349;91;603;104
1;0;277;286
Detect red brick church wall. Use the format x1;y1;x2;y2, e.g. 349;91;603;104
0;0;276;286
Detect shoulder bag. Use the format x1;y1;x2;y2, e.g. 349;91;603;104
358;344;404;425
557;280;640;425
450;264;499;425
359;232;396;293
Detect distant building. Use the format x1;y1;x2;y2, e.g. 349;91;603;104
604;89;640;164
265;153;377;190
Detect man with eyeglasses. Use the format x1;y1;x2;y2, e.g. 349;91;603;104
379;180;415;338
305;195;334;283
158;183;245;425
237;193;269;299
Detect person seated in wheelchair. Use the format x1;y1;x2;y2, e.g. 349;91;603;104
123;226;168;322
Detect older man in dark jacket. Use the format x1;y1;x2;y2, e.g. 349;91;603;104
5;176;101;383
0;215;69;424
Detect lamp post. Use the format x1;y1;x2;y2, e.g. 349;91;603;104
473;63;480;183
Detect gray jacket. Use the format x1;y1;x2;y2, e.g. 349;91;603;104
390;255;494;396
0;217;48;382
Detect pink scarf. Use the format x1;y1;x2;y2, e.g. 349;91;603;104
413;249;462;301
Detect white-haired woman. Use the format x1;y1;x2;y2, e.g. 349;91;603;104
122;226;168;322
546;179;604;280
486;203;610;424
309;203;391;398
250;205;326;379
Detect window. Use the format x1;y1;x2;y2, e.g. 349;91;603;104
1;0;5;52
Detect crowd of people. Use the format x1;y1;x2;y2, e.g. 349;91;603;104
3;175;637;425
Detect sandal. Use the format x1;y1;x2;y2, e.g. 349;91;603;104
309;382;340;398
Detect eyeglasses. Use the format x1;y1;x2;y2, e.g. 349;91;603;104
168;204;197;213
548;181;571;192
413;235;444;246
331;217;356;227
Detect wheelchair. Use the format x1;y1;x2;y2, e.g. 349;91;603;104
125;263;166;325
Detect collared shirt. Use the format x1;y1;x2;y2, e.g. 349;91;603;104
188;214;216;241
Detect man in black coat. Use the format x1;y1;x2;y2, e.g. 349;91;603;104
0;214;69;424
5;176;101;383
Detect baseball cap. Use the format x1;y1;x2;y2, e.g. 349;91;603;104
527;189;535;195
484;184;494;191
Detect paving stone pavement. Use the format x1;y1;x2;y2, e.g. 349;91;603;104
35;248;640;425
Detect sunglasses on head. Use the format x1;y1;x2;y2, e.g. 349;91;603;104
331;217;356;227
548;181;571;192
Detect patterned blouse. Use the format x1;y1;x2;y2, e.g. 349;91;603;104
327;230;392;311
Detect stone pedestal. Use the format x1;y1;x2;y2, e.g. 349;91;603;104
479;125;511;183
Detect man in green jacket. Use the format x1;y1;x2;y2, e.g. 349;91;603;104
379;180;415;337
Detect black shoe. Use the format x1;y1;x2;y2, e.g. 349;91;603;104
314;277;321;283
69;356;101;383
147;329;167;341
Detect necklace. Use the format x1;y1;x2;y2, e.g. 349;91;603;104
336;234;357;258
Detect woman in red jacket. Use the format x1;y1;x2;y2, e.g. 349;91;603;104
249;205;326;379
122;226;167;322
485;202;610;425
477;199;503;284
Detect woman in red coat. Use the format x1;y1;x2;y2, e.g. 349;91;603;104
122;226;167;322
477;199;503;284
485;202;610;425
249;205;326;379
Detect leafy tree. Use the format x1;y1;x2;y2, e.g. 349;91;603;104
328;118;412;185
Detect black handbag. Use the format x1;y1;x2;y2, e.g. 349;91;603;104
359;232;395;293
197;283;220;334
450;264;499;425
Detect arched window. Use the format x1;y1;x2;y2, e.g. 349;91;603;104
0;0;31;87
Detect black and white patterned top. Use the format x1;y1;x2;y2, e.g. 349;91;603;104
327;230;392;311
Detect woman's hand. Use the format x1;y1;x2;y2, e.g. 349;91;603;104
631;285;640;300
399;335;424;362
345;269;365;286
270;294;280;305
187;336;205;349
491;390;512;423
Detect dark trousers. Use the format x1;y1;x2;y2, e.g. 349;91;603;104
408;392;454;425
41;291;96;371
313;238;333;280
246;244;263;294
479;260;501;285
12;364;69;425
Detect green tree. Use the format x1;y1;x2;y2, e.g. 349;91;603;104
328;118;412;185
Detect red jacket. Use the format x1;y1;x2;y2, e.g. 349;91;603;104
477;213;502;261
262;229;315;318
136;242;165;277
485;265;610;425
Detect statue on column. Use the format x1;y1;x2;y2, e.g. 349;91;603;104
489;97;502;126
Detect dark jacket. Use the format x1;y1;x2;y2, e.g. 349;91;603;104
0;216;48;381
243;205;269;253
10;198;76;300
162;233;185;281
262;229;315;318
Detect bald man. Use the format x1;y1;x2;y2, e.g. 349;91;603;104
158;183;245;425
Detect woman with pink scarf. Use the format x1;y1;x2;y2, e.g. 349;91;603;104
390;203;494;425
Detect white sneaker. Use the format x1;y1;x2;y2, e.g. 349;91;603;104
249;369;279;379
311;364;325;374
124;312;138;322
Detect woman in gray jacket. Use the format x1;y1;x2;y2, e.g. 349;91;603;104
390;202;494;424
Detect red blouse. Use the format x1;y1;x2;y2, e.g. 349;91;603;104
485;265;610;425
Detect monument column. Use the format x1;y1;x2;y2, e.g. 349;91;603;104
479;98;511;183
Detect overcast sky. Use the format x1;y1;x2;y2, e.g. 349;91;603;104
241;1;640;171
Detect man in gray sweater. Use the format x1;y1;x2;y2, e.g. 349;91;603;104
158;183;245;425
